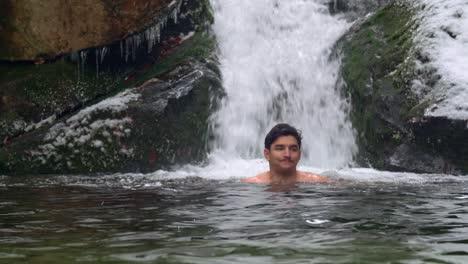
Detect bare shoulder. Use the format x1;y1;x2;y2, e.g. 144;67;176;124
241;172;270;183
298;171;330;183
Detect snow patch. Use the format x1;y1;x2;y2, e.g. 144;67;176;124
414;0;468;119
66;89;140;124
31;89;140;164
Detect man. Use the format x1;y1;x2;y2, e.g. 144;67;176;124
242;123;329;184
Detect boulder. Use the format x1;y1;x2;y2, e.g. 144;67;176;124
0;0;180;61
340;1;468;174
0;0;213;143
0;0;221;175
0;53;221;174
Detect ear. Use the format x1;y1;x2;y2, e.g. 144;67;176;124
264;148;270;161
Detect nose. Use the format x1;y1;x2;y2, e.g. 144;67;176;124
284;149;291;158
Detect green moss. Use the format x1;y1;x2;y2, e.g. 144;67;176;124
124;31;215;89
342;2;416;166
200;0;215;25
0;60;121;140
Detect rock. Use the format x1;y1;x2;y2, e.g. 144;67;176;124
0;0;179;61
408;117;468;174
340;1;468;174
0;0;213;143
0;0;220;175
388;144;456;174
0;36;221;174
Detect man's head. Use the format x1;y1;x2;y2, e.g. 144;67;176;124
264;124;302;174
264;123;302;150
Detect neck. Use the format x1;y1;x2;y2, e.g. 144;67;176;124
269;169;298;183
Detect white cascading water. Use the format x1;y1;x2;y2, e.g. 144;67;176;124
209;0;357;169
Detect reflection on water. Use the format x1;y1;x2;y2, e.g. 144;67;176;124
1;175;468;263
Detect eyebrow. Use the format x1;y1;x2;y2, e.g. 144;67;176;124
273;144;299;147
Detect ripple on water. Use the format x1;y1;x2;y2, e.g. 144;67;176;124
0;211;36;216
76;218;104;223
111;250;163;262
63;242;89;247
106;242;144;248
107;231;170;242
0;252;26;259
0;174;468;263
0;237;41;244
21;247;61;251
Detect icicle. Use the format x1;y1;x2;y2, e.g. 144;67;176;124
119;0;183;58
171;0;183;24
171;3;181;24
132;36;137;61
100;47;108;64
75;52;80;82
133;35;143;60
95;49;99;77
155;24;161;43
145;28;152;54
161;16;168;29
145;25;161;54
70;51;79;63
132;37;136;60
125;38;131;62
80;50;88;71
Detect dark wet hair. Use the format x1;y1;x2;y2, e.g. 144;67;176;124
264;123;302;150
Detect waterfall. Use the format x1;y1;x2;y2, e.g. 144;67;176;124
209;0;357;168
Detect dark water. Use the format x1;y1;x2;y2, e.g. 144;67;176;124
1;174;468;263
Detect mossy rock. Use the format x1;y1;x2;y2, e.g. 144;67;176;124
341;1;417;166
0;52;221;175
0;0;220;175
341;1;468;174
0;60;120;141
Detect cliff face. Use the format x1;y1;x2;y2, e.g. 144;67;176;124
0;0;175;61
0;0;220;175
340;1;468;174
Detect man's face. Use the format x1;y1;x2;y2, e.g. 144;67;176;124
264;135;301;173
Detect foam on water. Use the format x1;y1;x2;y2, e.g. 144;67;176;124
2;165;464;189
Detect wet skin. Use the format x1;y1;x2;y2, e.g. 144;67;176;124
242;135;329;184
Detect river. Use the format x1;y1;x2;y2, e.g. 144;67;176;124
1;173;468;263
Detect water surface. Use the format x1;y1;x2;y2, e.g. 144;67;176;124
1;174;468;263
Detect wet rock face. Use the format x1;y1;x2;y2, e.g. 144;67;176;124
0;0;219;175
407;117;468;174
0;0;212;139
0;54;222;174
0;0;176;61
340;1;468;174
